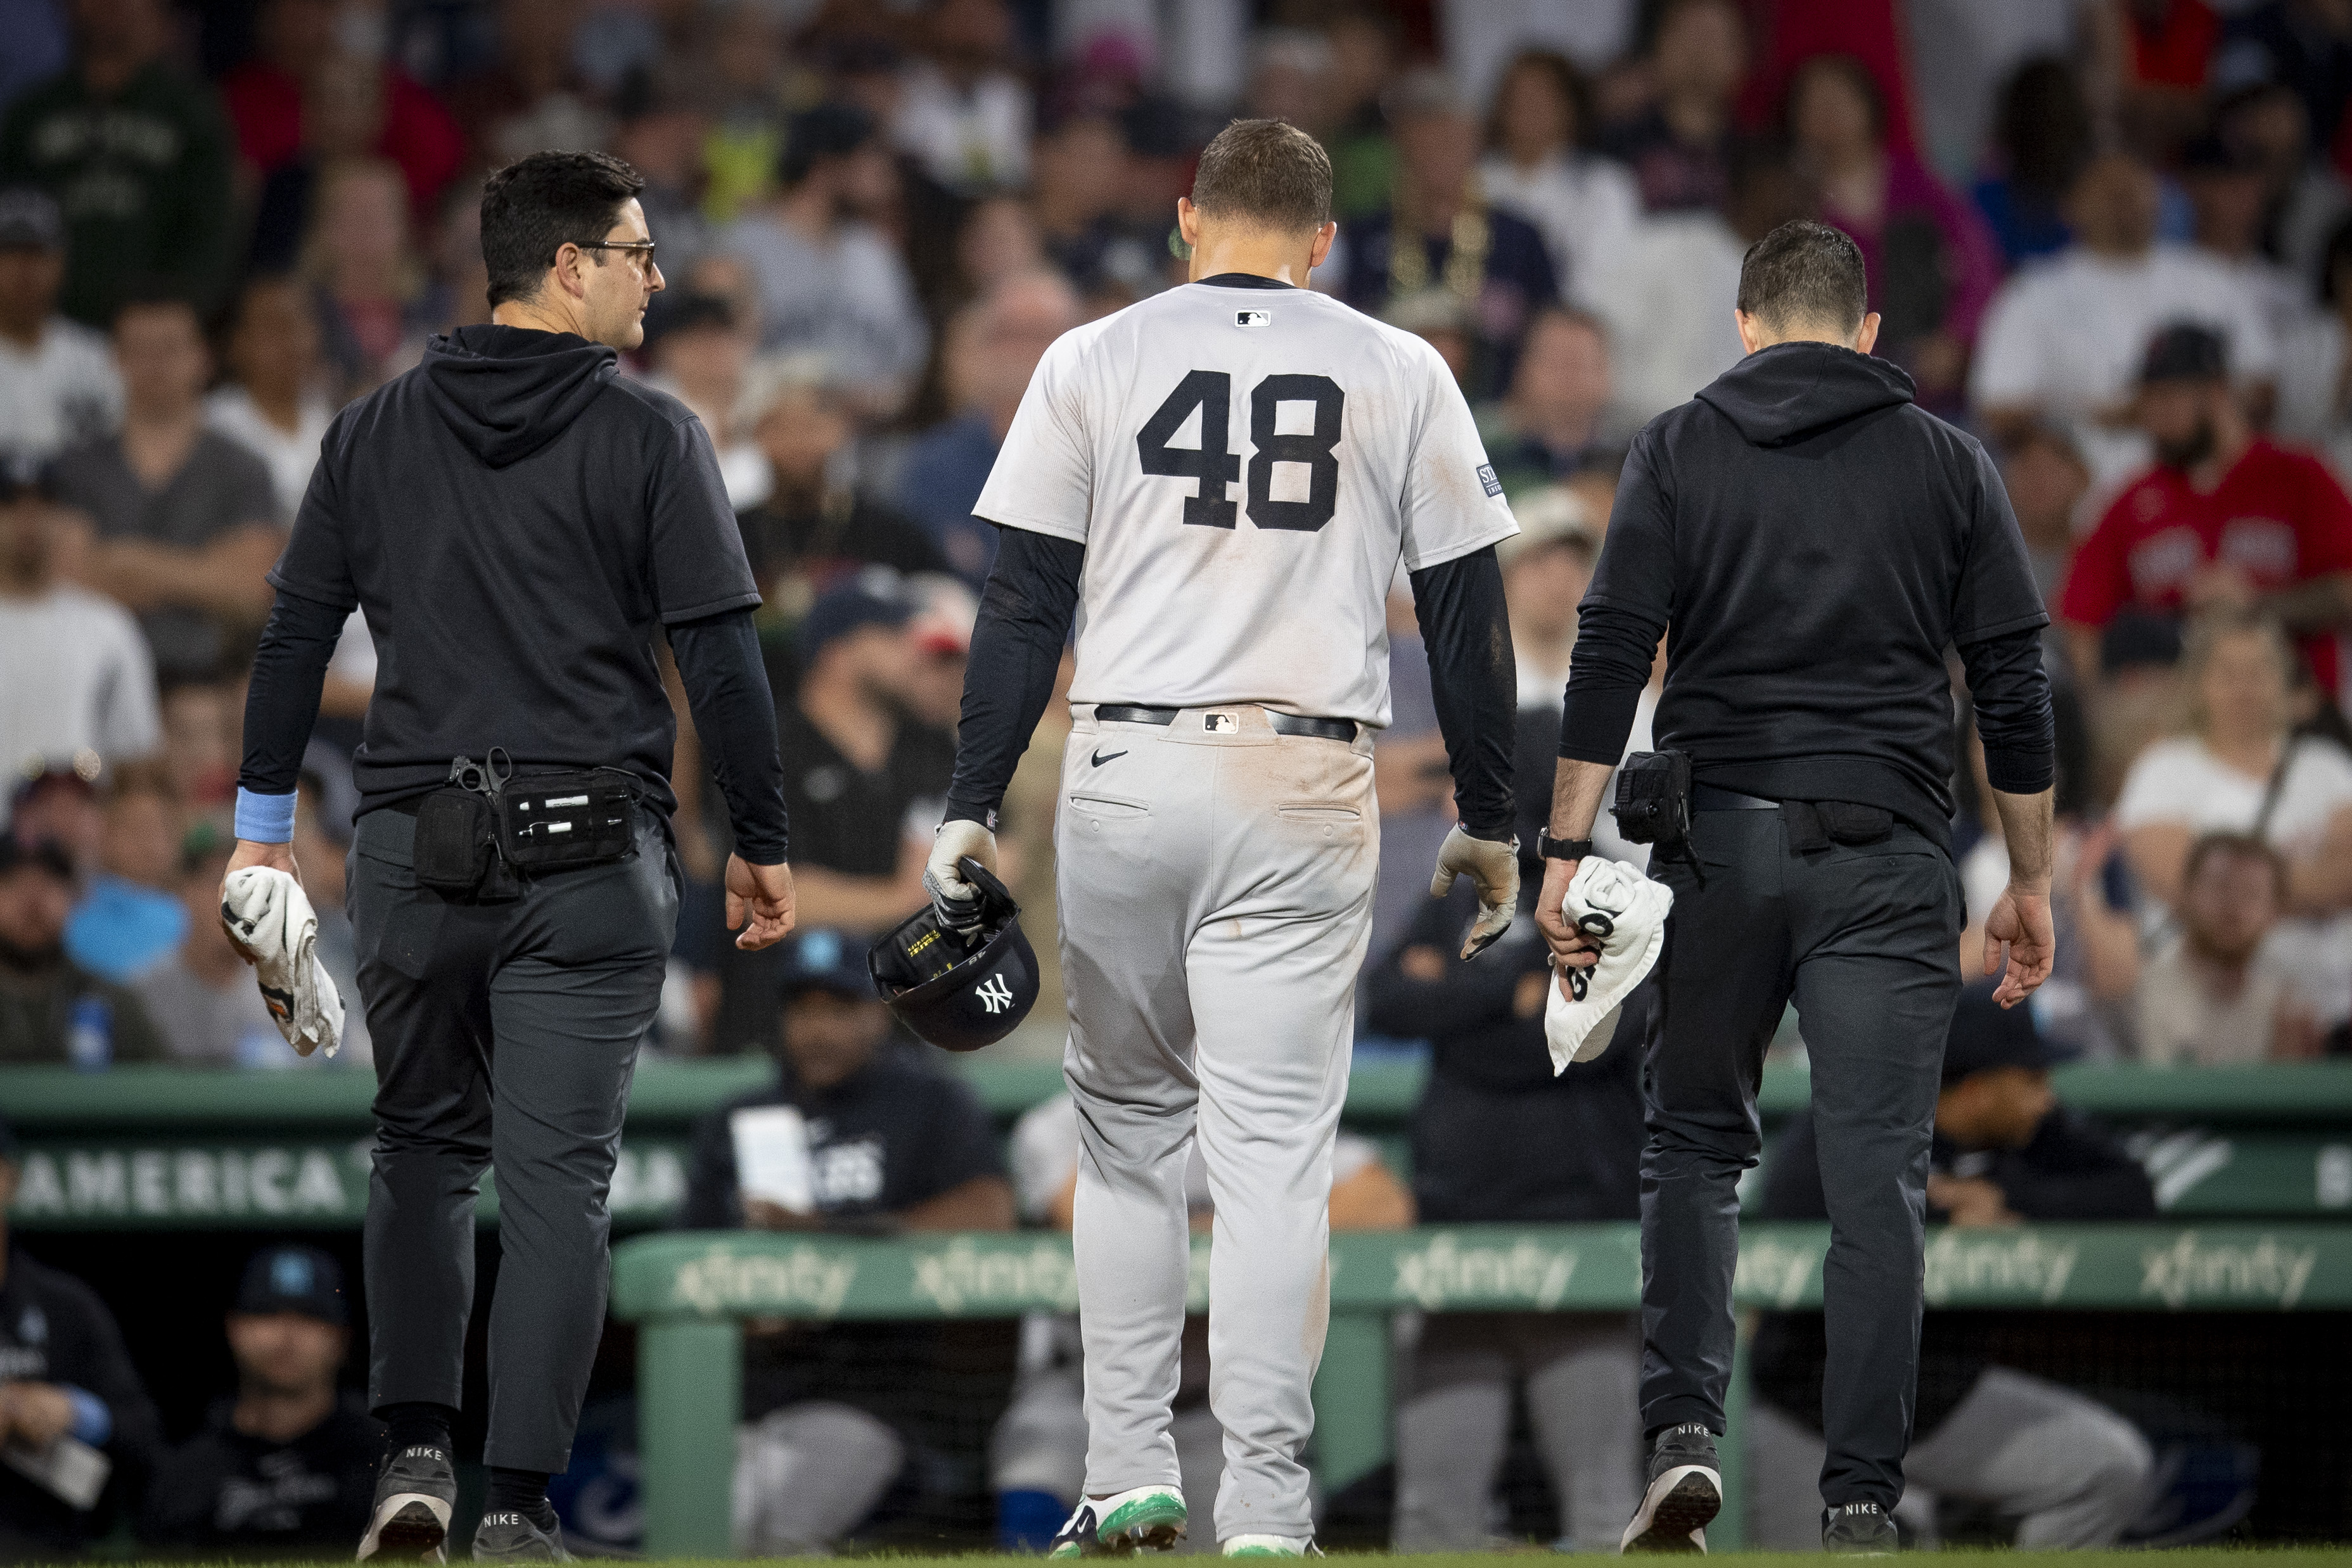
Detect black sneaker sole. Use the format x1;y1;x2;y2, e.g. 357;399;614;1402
362;1496;452;1560
1622;1467;1722;1554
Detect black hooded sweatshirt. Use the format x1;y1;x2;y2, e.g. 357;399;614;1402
1559;342;2053;850
240;325;789;860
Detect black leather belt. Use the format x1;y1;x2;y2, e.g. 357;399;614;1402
1096;704;1357;742
1692;784;1779;811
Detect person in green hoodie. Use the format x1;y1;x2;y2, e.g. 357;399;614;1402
0;0;236;327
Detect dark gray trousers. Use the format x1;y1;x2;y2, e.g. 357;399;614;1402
348;806;679;1473
1637;808;1960;1510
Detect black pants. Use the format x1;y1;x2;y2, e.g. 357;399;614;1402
348;806;679;1473
1637;807;1960;1510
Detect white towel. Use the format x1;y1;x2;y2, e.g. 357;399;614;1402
220;867;345;1059
1542;857;1673;1073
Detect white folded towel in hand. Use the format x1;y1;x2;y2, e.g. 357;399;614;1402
220;867;345;1059
1542;857;1673;1073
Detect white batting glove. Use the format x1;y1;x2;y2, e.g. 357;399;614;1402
925;818;1000;935
1431;825;1519;959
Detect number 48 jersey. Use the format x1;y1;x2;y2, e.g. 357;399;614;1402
973;277;1519;728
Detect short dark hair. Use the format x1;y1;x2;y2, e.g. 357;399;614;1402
1485;49;1597;153
1191;118;1331;234
480;151;646;309
1736;219;1867;335
2183;830;2287;899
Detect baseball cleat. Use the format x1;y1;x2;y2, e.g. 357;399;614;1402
357;1444;457;1561
1222;1534;1320;1556
1822;1501;1898;1555
1620;1423;1722;1553
1047;1484;1188;1557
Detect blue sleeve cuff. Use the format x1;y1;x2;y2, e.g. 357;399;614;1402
234;788;298;844
61;1386;110;1447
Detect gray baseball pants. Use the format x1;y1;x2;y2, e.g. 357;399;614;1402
1056;704;1377;1545
350;805;677;1473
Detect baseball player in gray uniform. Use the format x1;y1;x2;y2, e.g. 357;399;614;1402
926;119;1525;1558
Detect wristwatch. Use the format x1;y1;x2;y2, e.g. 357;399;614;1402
1537;833;1594;861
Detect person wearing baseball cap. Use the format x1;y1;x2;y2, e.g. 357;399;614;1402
679;926;1013;1553
0;833;169;1065
2055;319;2352;696
0;188;122;466
1743;987;2157;1548
143;1244;383;1550
0;1114;163;1555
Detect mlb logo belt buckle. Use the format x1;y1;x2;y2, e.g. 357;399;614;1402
1204;711;1240;734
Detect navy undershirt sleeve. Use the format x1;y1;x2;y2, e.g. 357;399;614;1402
944;528;1085;827
668;608;790;864
237;587;346;797
1409;546;1518;841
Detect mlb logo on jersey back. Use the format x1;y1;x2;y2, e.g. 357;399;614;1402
1235;310;1272;328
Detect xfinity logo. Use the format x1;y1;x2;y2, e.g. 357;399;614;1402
975;973;1014;1014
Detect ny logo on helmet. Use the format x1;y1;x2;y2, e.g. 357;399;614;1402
975;973;1014;1014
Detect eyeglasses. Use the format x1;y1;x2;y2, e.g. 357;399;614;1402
575;239;658;276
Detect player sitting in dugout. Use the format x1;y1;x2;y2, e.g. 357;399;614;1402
1746;986;2156;1549
1362;860;1646;1553
987;1093;1411;1553
679;928;1014;1555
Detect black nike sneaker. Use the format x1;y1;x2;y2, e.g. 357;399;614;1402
1620;1423;1722;1553
357;1443;458;1561
1823;1500;1898;1555
471;1508;572;1562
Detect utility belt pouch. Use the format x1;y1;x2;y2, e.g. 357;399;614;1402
1782;801;1894;853
414;789;497;894
495;771;639;873
1613;750;1693;853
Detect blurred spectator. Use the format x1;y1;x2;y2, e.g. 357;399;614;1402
994;646;1074;1055
2137;831;2323;1062
2215;0;2352;163
0;461;157;781
0;188;118;464
1320;8;1403;220
893;0;1031;196
1972;153;2280;488
953;193;1049;303
2274;212;2352;477
893;270;1083;591
158;678;240;808
1244;28;1335;148
51;294;281;682
1971;57;2094;269
62;760;183;983
2109;0;2220;156
1582;146;1797;435
134;828;289;1066
243;51;393;277
992;1091;1407;1551
1368;589;1452;969
0;0;236;326
2001;422;2093;678
218;0;463;217
1478;307;1612;497
722;103;928;414
2216;79;2352;295
612;91;714;287
141;1245;381;1551
0;834;165;1064
1476;49;1640;307
1383;287;1476;390
733;354;944;599
0;0;67;112
9;765;101;874
1364;884;1642;1552
205;274;333;519
1749;990;2156;1549
680;929;1012;1554
2057;326;2352;699
1787;53;1998;405
2183;133;2310;343
443;0;609;168
2112;612;2352;1023
693;3;791;228
1030;108;1161;307
0;1113;162;1554
303;158;440;398
1601;0;1748;214
1341;68;1557;399
1499;487;1597;707
642;295;770;510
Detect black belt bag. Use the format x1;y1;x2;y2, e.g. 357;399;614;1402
1613;750;1693;851
411;756;639;896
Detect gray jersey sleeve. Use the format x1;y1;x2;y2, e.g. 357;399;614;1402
1398;336;1519;572
975;327;1098;544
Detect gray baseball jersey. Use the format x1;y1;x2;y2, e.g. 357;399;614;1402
973;278;1517;725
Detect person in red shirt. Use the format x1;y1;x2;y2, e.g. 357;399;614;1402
2059;323;2352;696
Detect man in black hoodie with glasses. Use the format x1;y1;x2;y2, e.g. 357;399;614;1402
1533;220;2057;1555
224;150;796;1562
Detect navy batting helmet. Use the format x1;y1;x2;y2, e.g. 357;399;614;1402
868;858;1038;1051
